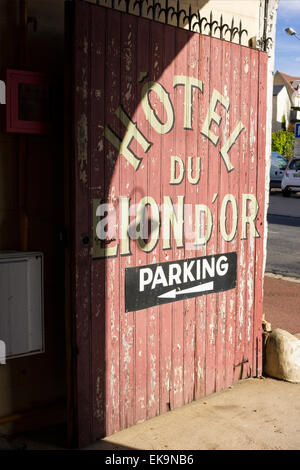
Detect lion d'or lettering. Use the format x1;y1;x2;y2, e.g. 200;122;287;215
125;252;237;312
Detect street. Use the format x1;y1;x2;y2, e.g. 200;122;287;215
264;189;300;334
266;190;300;278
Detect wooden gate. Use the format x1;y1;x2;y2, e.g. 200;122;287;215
67;0;267;446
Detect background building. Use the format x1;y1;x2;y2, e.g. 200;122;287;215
273;70;300;132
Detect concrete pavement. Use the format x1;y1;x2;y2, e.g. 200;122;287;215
84;377;300;451
268;190;300;217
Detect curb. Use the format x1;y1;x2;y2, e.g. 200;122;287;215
264;272;300;283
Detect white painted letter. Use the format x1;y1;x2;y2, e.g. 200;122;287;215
170;156;185;185
220;194;238;242
141;81;174;134
194;204;213;246
216;256;229;276
219;121;245;172
140;268;153;292
151;266;168;290
104;106;152;171
173;75;203;129
241;194;260;239
201;89;230;145
169;264;182;286
187;156;201;185
162;196;184;249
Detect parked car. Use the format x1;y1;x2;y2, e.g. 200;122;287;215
270;151;287;191
281;156;300;197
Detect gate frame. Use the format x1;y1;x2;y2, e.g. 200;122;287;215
65;0;268;448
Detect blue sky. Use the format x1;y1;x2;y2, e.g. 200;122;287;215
275;0;300;76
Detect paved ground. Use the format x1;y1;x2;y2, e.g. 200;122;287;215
4;374;300;451
268;189;300;217
266;190;300;277
264;274;300;334
266;214;300;278
84;377;300;451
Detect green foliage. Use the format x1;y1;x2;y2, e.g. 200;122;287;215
272;129;295;160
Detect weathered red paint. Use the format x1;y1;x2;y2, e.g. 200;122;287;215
70;0;268;446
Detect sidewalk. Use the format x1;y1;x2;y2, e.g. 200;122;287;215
85;377;300;451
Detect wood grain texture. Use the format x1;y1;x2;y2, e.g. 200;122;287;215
71;0;268;445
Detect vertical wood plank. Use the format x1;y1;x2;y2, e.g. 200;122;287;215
243;46;259;379
219;40;237;390
194;33;210;400
230;43;244;384
254;51;268;377
182;32;198;405
158;22;176;415
237;43;251;381
90;4;106;438
134;16;150;425
119;12;137;430
169;27;187;411
215;38;229;393
204;37;223;396
145;19;162;420
73;0;92;447
104;9;121;436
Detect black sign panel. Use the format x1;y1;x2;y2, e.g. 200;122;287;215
125;252;237;312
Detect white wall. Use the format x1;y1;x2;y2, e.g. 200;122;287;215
272;87;291;131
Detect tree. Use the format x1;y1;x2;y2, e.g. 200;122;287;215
272;129;295;160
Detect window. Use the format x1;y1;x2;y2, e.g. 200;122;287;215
277;156;287;170
289;159;300;170
6;69;52;134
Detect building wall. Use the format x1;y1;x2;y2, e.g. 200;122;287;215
272;87;291;132
0;0;66;434
187;0;261;45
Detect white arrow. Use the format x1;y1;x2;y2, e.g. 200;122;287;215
158;281;214;300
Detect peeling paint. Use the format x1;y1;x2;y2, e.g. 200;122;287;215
125;82;132;102
83;36;88;55
77;113;88;184
73;3;267;441
97;139;103;152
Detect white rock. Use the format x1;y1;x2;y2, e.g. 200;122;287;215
264;328;300;383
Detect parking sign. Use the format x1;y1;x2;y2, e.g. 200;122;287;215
295;122;300;138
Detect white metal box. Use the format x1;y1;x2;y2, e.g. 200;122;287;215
0;252;44;359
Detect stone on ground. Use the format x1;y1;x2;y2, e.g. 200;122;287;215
264;328;300;383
